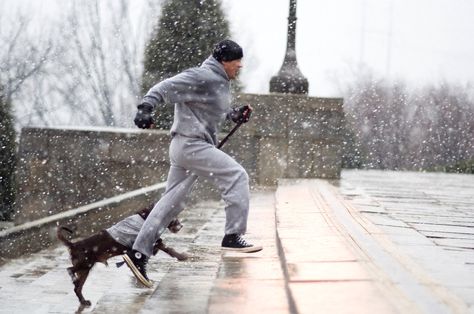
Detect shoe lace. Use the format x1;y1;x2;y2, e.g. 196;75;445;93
140;258;148;273
236;235;249;246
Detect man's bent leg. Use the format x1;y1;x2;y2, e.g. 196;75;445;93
175;140;250;234
123;166;196;287
174;139;261;252
132;167;196;257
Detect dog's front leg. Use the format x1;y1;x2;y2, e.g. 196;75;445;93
154;241;188;261
74;269;92;306
67;267;78;282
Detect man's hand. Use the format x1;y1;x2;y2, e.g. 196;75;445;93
134;103;154;129
230;105;253;124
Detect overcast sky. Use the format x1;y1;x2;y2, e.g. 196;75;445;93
222;0;474;96
3;0;474;98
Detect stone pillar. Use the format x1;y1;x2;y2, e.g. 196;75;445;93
234;93;345;185
269;0;309;94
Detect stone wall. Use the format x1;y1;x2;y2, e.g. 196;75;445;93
233;93;345;183
14;93;345;225
14;127;172;224
1;183;165;259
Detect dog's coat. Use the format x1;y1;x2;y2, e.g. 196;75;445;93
57;205;186;306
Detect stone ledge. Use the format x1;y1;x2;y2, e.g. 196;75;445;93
0;182;166;260
14;93;345;224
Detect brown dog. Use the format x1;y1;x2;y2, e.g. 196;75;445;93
57;205;187;306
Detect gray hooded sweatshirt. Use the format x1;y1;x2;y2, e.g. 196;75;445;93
107;58;249;255
142;56;233;145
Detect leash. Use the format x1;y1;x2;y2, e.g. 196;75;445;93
217;122;243;149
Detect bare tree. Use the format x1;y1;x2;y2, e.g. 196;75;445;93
411;83;474;169
0;8;53;110
342;67;474;171
47;0;155;127
0;3;56;219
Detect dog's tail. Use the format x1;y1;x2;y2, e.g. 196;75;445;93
57;226;74;247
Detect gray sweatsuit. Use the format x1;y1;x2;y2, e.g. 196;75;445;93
130;56;250;257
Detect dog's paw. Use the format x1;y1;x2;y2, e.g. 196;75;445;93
168;219;183;233
81;300;92;306
176;253;189;261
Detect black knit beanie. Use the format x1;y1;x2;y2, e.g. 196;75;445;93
212;39;243;62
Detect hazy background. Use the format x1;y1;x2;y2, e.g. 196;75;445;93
222;0;474;96
3;0;473;97
1;0;473;221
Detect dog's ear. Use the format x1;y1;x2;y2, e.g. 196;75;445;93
65;224;78;233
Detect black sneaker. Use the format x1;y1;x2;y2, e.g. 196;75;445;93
221;234;263;253
122;250;153;288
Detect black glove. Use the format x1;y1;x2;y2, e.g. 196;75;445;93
134;103;154;129
230;105;252;124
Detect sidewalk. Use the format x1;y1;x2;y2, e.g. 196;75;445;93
276;179;409;314
0;190;287;314
0;171;473;313
339;170;474;313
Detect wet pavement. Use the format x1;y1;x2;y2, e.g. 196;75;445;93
339;170;474;313
0;170;473;313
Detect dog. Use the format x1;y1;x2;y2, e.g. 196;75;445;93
57;204;187;306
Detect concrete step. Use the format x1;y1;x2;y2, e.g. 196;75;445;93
0;189;290;314
275;178;472;314
2;177;470;313
275;179;412;314
137;189;288;314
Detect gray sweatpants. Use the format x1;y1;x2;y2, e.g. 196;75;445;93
133;135;250;257
106;214;145;248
